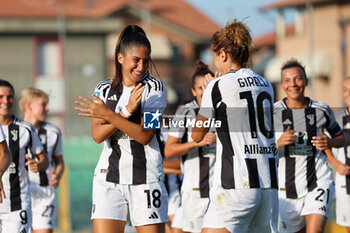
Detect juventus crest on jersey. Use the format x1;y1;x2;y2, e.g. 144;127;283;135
93;75;167;185
274;98;341;199
198;68;278;190
169;100;216;198
28;121;63;187
0;117;43;213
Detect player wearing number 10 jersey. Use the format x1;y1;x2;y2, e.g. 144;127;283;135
192;20;278;233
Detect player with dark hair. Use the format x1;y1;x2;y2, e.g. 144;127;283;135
0;80;49;233
75;25;168;233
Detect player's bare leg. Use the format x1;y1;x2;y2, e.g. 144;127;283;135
93;219;126;233
32;229;53;233
201;227;230;233
305;214;327;233
136;223;165;233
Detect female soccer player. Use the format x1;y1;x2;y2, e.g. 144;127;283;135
274;59;342;233
19;88;64;233
0;123;11;204
75;25;168;233
329;77;350;233
192;20;278;233
164;61;216;233
0;80;49;233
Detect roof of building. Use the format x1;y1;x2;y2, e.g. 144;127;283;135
261;0;328;10
0;0;219;37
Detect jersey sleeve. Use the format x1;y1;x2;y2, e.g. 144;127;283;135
0;124;6;142
53;128;63;156
93;79;111;103
198;80;216;119
325;105;342;137
168;106;188;139
29;126;44;155
143;81;167;115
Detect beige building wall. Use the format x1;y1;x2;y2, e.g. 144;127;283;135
275;3;350;109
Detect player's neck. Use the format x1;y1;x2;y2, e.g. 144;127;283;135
23;115;43;130
0;115;13;126
286;97;308;109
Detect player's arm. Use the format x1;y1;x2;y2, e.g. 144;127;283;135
50;155;64;188
0;140;12;203
312;130;344;150
78;95;156;145
165;133;216;158
324;149;350;175
163;159;182;175
192;114;210;143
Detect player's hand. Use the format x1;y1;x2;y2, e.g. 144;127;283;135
276;126;296;148
49;170;60;188
75;95;112;120
0;178;5;203
197;132;216;147
311;130;330;151
25;154;39;173
126;83;146;115
334;162;350;176
201;72;220;90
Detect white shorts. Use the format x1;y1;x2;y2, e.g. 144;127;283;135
168;189;181;216
91;175;169;226
171;205;183;229
336;184;350;227
202;184;279;233
0;199;32;233
278;182;335;233
30;184;57;230
182;192;209;233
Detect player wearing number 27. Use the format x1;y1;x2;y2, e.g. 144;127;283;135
0;80;49;233
274;59;343;233
192;20;279;233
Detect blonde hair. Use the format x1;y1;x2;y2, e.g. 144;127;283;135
211;19;252;67
19;88;49;112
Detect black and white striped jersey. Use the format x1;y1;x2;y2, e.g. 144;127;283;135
0;123;5;142
168;100;216;198
28;121;63;187
334;108;350;194
274;98;340;199
0;117;44;213
93;75;167;184
198;68;278;190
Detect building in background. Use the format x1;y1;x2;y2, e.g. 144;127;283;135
0;0;219;136
254;0;350;108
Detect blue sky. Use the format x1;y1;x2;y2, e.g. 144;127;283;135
186;0;295;38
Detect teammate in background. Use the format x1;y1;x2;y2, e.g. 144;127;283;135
164;61;216;233
192;20;278;233
0;123;12;203
75;25;168;233
0;80;49;233
19;88;65;233
274;59;343;233
327;77;350;233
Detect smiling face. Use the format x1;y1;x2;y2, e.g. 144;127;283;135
118;45;150;87
281;66;307;102
0;86;14;118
